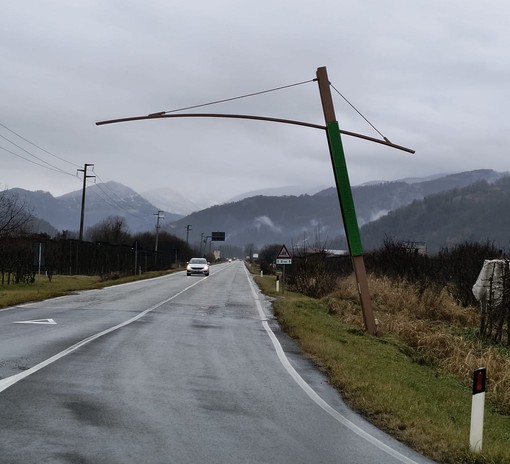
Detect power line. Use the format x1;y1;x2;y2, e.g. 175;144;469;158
86;176;154;221
94;172;134;205
0;132;76;175
87;182;140;218
0;144;77;177
0;119;160;226
329;82;390;143
157;78;316;115
0;122;81;168
93;172;169;221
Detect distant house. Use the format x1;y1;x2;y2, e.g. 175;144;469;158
404;241;427;255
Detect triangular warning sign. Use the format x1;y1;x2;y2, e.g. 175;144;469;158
276;244;291;259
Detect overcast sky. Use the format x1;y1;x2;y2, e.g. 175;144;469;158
1;1;509;206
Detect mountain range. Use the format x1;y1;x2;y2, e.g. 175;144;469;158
6;169;509;253
9;182;183;236
360;175;510;253
167;169;507;249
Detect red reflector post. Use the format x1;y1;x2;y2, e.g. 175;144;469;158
470;367;487;452
473;368;487;395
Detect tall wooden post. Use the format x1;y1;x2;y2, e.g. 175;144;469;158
316;66;377;336
78;163;95;241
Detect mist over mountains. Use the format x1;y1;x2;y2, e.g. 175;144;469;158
141;188;210;216
8;182;183;236
168;169;508;249
6;169;509;253
360;174;510;253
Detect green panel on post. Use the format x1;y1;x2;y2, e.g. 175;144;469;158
326;121;363;256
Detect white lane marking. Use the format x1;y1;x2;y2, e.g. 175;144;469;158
243;266;421;464
14;319;56;325
0;277;208;394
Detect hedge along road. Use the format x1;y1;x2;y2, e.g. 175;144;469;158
0;261;435;463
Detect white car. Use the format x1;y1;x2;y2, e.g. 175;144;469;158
186;258;210;276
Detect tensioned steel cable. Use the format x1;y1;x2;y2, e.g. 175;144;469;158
96;77;414;154
0;144;77;177
0;133;75;175
0;122;81;168
87;184;144;220
91;173;152;219
157;79;316;115
330;82;391;143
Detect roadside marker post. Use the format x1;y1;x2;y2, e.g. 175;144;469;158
276;245;292;294
469;367;486;453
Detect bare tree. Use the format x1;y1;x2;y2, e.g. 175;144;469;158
0;190;32;237
86;216;131;245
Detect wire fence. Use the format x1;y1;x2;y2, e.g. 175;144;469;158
0;236;179;284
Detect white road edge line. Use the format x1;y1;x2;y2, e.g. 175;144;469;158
0;275;211;394
244;266;420;464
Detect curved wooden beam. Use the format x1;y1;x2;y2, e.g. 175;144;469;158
96;112;415;154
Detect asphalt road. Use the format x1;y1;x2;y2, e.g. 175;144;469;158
0;261;436;464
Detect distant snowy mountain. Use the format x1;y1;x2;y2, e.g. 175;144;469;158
226;185;327;203
141;185;327;214
140;188;208;216
8;181;184;235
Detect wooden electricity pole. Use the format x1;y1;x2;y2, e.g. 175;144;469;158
78;163;95;241
316;66;378;336
96;66;416;334
154;210;164;251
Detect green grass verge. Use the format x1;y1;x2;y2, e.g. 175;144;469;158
0;270;177;309
254;274;510;464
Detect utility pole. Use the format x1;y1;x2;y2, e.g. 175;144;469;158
154;210;164;251
185;224;192;244
207;235;212;257
316;66;377;336
200;232;205;256
78;163;95;241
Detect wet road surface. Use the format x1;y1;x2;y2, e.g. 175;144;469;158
0;261;435;463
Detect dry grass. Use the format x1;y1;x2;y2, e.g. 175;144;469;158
326;274;510;414
0;270;177;309
254;269;510;462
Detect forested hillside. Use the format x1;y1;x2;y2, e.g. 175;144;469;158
170;170;507;248
361;177;510;252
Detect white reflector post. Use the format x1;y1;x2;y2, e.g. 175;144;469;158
469;367;486;452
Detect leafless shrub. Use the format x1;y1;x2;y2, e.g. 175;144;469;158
287;250;343;299
86;216;131;245
0;236;35;285
0;190;32;237
258;244;282;275
365;238;500;308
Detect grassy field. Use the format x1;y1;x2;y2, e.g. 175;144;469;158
254;272;510;464
0;270;176;309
